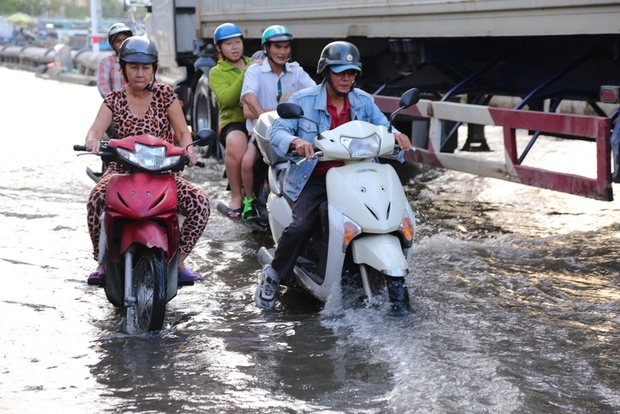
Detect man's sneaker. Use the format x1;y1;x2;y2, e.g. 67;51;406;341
242;197;258;221
255;265;279;309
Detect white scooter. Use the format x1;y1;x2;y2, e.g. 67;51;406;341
255;88;420;315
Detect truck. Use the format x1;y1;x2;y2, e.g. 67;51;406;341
142;0;620;201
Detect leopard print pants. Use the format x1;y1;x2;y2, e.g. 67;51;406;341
86;164;210;261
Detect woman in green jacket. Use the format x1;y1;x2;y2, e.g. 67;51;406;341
209;23;252;219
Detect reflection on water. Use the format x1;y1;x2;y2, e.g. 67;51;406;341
0;68;619;413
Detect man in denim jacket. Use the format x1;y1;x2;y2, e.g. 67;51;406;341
255;41;412;309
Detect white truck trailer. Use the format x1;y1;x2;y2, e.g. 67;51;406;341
143;0;620;200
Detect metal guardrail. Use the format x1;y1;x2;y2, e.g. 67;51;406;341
0;44;112;86
374;95;614;201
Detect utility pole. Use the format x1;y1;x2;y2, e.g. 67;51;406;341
90;0;101;51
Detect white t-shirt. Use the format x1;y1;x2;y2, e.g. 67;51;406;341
241;59;316;132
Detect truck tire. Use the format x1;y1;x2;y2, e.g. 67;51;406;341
192;76;222;159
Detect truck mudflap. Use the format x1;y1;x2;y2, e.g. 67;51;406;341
374;96;613;201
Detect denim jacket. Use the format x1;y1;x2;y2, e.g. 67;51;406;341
270;81;395;201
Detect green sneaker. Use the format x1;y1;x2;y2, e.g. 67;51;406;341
242;197;258;221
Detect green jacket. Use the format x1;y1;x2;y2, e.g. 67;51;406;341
209;56;251;130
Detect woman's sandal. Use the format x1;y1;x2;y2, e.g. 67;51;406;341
87;266;106;286
226;207;243;220
178;268;204;286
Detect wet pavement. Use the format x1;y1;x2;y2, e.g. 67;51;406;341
0;67;619;413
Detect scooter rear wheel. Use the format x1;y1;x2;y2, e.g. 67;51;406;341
126;247;167;333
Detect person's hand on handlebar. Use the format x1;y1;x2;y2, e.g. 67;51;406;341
85;138;102;153
186;147;199;167
394;132;412;151
292;138;315;160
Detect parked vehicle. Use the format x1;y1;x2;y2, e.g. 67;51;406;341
135;0;619;201
74;130;216;333
254;89;420;316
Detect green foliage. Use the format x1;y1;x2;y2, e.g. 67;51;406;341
102;0;124;19
0;0;44;16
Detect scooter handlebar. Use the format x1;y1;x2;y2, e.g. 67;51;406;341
73;144;204;168
288;149;322;166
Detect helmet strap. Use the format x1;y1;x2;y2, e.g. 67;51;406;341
146;64;158;91
263;44;273;62
146;65;157;92
146;78;155;92
324;71;352;97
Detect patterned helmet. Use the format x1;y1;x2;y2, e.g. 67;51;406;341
261;25;293;45
119;36;158;64
107;22;133;46
317;41;362;75
214;23;243;44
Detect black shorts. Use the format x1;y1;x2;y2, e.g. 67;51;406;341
219;122;248;149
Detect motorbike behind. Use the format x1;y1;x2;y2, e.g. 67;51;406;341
254;88;421;316
74;129;216;333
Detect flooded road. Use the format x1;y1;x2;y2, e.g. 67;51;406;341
0;67;619;413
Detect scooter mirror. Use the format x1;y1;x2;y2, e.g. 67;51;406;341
399;88;420;109
277;102;304;119
389;88;421;132
193;129;217;147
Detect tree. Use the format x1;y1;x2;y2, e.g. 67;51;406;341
0;0;44;15
102;0;126;19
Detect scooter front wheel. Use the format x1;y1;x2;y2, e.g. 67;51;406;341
385;276;411;317
358;265;411;316
126;247;167;333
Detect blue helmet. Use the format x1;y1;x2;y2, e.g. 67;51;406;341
261;25;293;45
214;23;243;44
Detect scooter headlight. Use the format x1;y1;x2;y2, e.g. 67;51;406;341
117;143;181;171
340;134;381;159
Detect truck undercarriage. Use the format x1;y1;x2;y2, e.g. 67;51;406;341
142;0;620;200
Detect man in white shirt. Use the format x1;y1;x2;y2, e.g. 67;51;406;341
239;25;316;224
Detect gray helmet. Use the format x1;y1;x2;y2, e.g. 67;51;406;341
119;36;158;64
317;41;362;75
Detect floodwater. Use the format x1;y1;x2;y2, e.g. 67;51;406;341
0;67;619;413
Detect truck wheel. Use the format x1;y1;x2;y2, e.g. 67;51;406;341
192;76;222;159
125;247;167;333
